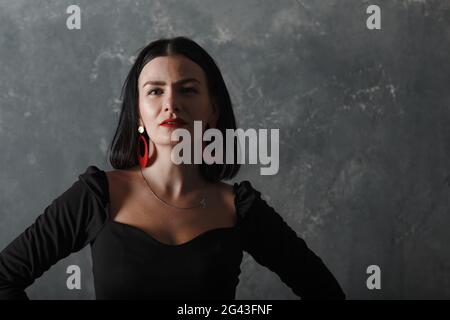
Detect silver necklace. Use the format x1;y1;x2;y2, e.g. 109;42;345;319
139;166;207;210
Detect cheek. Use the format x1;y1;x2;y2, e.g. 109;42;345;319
191;96;214;118
139;98;159;118
139;105;161;135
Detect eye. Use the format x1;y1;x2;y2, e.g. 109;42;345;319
147;88;163;96
181;87;198;94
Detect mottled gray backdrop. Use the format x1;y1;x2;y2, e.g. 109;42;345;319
1;0;449;299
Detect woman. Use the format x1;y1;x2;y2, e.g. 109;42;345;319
0;37;345;300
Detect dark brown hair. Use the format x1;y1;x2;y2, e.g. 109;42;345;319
107;36;240;182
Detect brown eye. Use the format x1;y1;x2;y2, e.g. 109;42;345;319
148;88;163;95
181;87;197;94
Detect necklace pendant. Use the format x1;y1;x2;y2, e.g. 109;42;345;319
199;197;207;208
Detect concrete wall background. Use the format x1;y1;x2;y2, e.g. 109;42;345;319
1;0;449;299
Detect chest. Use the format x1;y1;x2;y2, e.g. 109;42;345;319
105;171;236;246
90;218;244;299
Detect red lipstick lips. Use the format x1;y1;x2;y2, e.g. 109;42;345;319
159;118;187;128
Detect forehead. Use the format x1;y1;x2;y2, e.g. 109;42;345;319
138;55;206;84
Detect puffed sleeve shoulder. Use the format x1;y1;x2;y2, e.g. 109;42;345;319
233;180;346;300
0;165;110;300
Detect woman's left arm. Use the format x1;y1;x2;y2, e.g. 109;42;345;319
238;182;346;300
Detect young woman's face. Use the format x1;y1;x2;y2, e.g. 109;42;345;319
137;54;218;147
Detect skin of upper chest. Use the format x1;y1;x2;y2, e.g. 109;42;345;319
104;169;237;246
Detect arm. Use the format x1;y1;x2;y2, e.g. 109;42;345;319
0;167;108;299
237;181;346;300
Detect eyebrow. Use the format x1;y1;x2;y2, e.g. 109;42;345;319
141;78;201;88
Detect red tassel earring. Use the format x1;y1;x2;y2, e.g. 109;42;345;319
137;125;149;168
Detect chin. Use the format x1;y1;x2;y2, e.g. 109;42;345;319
156;137;182;146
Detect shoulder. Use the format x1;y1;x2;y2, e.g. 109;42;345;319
231;180;261;201
77;165;108;200
103;165;142;194
215;180;258;195
201;181;234;214
77;165;143;214
104;165;141;182
215;181;234;199
215;180;263;219
76;165;128;205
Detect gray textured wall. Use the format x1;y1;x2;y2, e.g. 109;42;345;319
1;0;449;299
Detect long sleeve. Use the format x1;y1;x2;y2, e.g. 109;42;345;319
0;166;109;300
234;181;346;300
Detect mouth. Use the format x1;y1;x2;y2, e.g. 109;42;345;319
159;118;187;128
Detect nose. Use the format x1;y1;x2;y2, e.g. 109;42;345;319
163;90;181;113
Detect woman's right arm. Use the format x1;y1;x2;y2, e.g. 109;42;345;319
0;166;108;299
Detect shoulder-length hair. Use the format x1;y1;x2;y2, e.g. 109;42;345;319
107;36;240;182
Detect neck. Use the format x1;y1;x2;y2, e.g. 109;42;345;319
139;144;207;199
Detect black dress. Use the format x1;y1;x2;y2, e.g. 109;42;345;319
0;165;345;300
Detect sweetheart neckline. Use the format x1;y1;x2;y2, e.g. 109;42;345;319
109;219;237;248
101;170;241;248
